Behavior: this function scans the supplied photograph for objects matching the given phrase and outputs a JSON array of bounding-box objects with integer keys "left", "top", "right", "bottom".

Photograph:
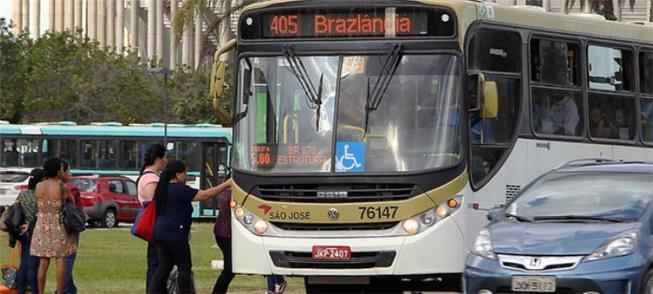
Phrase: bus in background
[
  {"left": 210, "top": 0, "right": 653, "bottom": 291},
  {"left": 0, "top": 122, "right": 231, "bottom": 218}
]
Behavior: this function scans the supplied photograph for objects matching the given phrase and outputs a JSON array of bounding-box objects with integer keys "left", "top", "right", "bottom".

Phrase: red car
[{"left": 70, "top": 176, "right": 142, "bottom": 228}]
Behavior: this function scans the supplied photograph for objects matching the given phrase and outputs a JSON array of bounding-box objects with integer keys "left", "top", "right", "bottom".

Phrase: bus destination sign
[
  {"left": 240, "top": 7, "right": 455, "bottom": 39},
  {"left": 250, "top": 144, "right": 328, "bottom": 169}
]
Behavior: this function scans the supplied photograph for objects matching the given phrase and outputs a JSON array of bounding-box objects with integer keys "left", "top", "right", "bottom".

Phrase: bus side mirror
[
  {"left": 210, "top": 39, "right": 237, "bottom": 108},
  {"left": 479, "top": 74, "right": 498, "bottom": 119}
]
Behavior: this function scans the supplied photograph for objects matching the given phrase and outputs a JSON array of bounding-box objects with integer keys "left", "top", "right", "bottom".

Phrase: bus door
[{"left": 199, "top": 142, "right": 229, "bottom": 217}]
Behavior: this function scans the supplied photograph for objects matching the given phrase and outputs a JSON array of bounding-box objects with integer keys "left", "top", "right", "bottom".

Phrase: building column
[
  {"left": 182, "top": 25, "right": 191, "bottom": 67},
  {"left": 98, "top": 0, "right": 106, "bottom": 46},
  {"left": 648, "top": 0, "right": 652, "bottom": 21},
  {"left": 31, "top": 0, "right": 40, "bottom": 38},
  {"left": 194, "top": 8, "right": 202, "bottom": 69},
  {"left": 13, "top": 0, "right": 22, "bottom": 35},
  {"left": 155, "top": 0, "right": 164, "bottom": 61},
  {"left": 55, "top": 0, "right": 64, "bottom": 31},
  {"left": 542, "top": 0, "right": 550, "bottom": 11},
  {"left": 48, "top": 0, "right": 55, "bottom": 32},
  {"left": 170, "top": 0, "right": 178, "bottom": 70},
  {"left": 74, "top": 0, "right": 83, "bottom": 30},
  {"left": 612, "top": 0, "right": 621, "bottom": 20},
  {"left": 21, "top": 0, "right": 29, "bottom": 33},
  {"left": 107, "top": 0, "right": 115, "bottom": 48},
  {"left": 64, "top": 0, "right": 73, "bottom": 30},
  {"left": 147, "top": 0, "right": 156, "bottom": 60},
  {"left": 88, "top": 0, "right": 97, "bottom": 40},
  {"left": 130, "top": 0, "right": 139, "bottom": 49},
  {"left": 116, "top": 0, "right": 124, "bottom": 52}
]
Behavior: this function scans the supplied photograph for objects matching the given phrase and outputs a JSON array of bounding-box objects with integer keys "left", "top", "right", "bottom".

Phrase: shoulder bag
[
  {"left": 131, "top": 200, "right": 157, "bottom": 243},
  {"left": 59, "top": 184, "right": 87, "bottom": 234}
]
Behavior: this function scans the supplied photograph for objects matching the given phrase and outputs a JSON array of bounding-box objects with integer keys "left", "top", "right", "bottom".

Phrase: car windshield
[
  {"left": 233, "top": 54, "right": 462, "bottom": 173},
  {"left": 508, "top": 172, "right": 653, "bottom": 221},
  {"left": 0, "top": 171, "right": 29, "bottom": 183},
  {"left": 71, "top": 179, "right": 97, "bottom": 193}
]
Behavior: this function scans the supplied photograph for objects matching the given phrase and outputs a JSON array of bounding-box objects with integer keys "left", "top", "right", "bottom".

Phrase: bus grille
[
  {"left": 255, "top": 183, "right": 417, "bottom": 203},
  {"left": 272, "top": 222, "right": 399, "bottom": 231},
  {"left": 270, "top": 251, "right": 396, "bottom": 269}
]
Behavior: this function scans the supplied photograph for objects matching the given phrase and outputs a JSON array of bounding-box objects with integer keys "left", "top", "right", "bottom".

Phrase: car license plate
[
  {"left": 312, "top": 246, "right": 351, "bottom": 260},
  {"left": 511, "top": 276, "right": 556, "bottom": 292}
]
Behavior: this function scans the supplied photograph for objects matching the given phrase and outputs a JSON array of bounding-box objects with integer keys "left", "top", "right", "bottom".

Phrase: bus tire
[{"left": 101, "top": 208, "right": 117, "bottom": 228}]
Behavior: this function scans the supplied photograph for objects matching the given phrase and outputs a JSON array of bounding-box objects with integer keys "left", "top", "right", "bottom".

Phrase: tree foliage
[{"left": 0, "top": 18, "right": 223, "bottom": 125}]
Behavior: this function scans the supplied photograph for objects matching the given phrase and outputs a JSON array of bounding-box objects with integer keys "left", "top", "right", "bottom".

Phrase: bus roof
[
  {"left": 241, "top": 0, "right": 653, "bottom": 44},
  {"left": 0, "top": 124, "right": 232, "bottom": 142}
]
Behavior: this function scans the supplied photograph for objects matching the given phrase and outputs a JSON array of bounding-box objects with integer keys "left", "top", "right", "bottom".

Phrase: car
[
  {"left": 0, "top": 167, "right": 32, "bottom": 212},
  {"left": 464, "top": 159, "right": 653, "bottom": 294},
  {"left": 70, "top": 175, "right": 142, "bottom": 228}
]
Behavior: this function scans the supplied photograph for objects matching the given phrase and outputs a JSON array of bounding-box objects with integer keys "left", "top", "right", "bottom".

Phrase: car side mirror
[{"left": 486, "top": 207, "right": 502, "bottom": 222}]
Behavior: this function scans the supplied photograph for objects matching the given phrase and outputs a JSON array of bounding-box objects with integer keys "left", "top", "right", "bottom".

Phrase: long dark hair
[
  {"left": 43, "top": 157, "right": 62, "bottom": 179},
  {"left": 28, "top": 168, "right": 45, "bottom": 191},
  {"left": 137, "top": 144, "right": 166, "bottom": 185},
  {"left": 153, "top": 160, "right": 187, "bottom": 217}
]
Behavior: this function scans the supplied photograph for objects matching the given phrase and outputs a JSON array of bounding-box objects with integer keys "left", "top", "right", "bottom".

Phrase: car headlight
[
  {"left": 471, "top": 228, "right": 496, "bottom": 260},
  {"left": 585, "top": 230, "right": 638, "bottom": 262}
]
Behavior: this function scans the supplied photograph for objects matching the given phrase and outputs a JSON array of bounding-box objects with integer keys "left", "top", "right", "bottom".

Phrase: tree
[{"left": 0, "top": 18, "right": 32, "bottom": 123}]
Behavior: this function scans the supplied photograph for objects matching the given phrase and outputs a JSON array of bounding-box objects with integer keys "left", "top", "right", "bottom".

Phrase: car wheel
[
  {"left": 101, "top": 209, "right": 117, "bottom": 228},
  {"left": 644, "top": 269, "right": 653, "bottom": 294}
]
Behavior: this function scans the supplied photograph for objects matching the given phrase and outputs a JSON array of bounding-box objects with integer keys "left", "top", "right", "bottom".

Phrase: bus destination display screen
[
  {"left": 240, "top": 7, "right": 455, "bottom": 39},
  {"left": 250, "top": 144, "right": 328, "bottom": 170}
]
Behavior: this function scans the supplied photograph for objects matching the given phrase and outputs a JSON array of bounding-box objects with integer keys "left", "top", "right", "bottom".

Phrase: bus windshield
[{"left": 234, "top": 54, "right": 462, "bottom": 173}]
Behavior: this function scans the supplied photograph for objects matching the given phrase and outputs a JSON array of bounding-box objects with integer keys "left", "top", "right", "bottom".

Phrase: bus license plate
[
  {"left": 511, "top": 276, "right": 556, "bottom": 292},
  {"left": 312, "top": 246, "right": 351, "bottom": 260}
]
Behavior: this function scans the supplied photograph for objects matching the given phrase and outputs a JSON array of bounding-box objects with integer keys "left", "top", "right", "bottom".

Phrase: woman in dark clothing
[
  {"left": 211, "top": 188, "right": 233, "bottom": 294},
  {"left": 15, "top": 168, "right": 44, "bottom": 294},
  {"left": 148, "top": 160, "right": 231, "bottom": 294}
]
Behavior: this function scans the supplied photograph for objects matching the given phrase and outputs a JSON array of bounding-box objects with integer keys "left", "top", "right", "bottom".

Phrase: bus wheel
[{"left": 101, "top": 209, "right": 117, "bottom": 228}]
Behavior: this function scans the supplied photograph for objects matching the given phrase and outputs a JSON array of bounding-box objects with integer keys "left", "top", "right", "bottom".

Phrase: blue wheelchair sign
[{"left": 335, "top": 141, "right": 365, "bottom": 172}]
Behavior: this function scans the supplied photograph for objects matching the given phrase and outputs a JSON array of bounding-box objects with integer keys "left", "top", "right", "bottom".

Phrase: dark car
[
  {"left": 464, "top": 160, "right": 653, "bottom": 294},
  {"left": 71, "top": 176, "right": 141, "bottom": 228}
]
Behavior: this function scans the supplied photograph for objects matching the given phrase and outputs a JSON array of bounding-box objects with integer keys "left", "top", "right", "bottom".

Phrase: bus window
[
  {"left": 530, "top": 38, "right": 579, "bottom": 86},
  {"left": 1, "top": 139, "right": 19, "bottom": 166},
  {"left": 641, "top": 52, "right": 653, "bottom": 95},
  {"left": 588, "top": 46, "right": 633, "bottom": 92},
  {"left": 177, "top": 142, "right": 199, "bottom": 172},
  {"left": 41, "top": 139, "right": 59, "bottom": 162},
  {"left": 589, "top": 94, "right": 636, "bottom": 140},
  {"left": 81, "top": 140, "right": 96, "bottom": 168},
  {"left": 60, "top": 139, "right": 77, "bottom": 167},
  {"left": 119, "top": 141, "right": 139, "bottom": 169},
  {"left": 468, "top": 29, "right": 521, "bottom": 73},
  {"left": 531, "top": 88, "right": 583, "bottom": 136},
  {"left": 98, "top": 141, "right": 117, "bottom": 168},
  {"left": 17, "top": 139, "right": 40, "bottom": 167},
  {"left": 642, "top": 98, "right": 653, "bottom": 143}
]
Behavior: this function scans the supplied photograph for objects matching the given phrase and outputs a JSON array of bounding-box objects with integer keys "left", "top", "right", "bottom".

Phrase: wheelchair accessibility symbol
[{"left": 335, "top": 142, "right": 365, "bottom": 172}]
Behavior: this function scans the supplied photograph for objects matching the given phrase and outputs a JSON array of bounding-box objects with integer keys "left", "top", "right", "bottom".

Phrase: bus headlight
[
  {"left": 404, "top": 195, "right": 462, "bottom": 235},
  {"left": 242, "top": 214, "right": 254, "bottom": 225},
  {"left": 402, "top": 218, "right": 419, "bottom": 234},
  {"left": 234, "top": 207, "right": 245, "bottom": 218},
  {"left": 254, "top": 219, "right": 269, "bottom": 234}
]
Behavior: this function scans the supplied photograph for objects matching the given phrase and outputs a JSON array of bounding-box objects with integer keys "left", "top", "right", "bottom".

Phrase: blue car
[{"left": 464, "top": 160, "right": 653, "bottom": 294}]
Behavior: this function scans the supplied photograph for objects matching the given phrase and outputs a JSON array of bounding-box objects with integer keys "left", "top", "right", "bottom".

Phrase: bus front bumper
[{"left": 231, "top": 216, "right": 465, "bottom": 276}]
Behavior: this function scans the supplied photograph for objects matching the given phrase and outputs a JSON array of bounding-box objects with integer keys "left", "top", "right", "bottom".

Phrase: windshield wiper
[
  {"left": 504, "top": 213, "right": 533, "bottom": 223},
  {"left": 364, "top": 43, "right": 403, "bottom": 134},
  {"left": 283, "top": 45, "right": 323, "bottom": 131},
  {"left": 532, "top": 215, "right": 626, "bottom": 223}
]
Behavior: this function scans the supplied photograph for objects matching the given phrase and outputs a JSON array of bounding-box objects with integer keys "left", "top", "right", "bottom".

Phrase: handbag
[
  {"left": 59, "top": 184, "right": 87, "bottom": 234},
  {"left": 0, "top": 203, "right": 23, "bottom": 235},
  {"left": 131, "top": 200, "right": 157, "bottom": 243},
  {"left": 0, "top": 244, "right": 19, "bottom": 294}
]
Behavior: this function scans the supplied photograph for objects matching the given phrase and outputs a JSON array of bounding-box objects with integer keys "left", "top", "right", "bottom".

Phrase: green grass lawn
[{"left": 1, "top": 223, "right": 304, "bottom": 293}]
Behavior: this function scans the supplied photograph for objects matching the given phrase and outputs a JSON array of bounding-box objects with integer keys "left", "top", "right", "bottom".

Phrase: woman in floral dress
[{"left": 30, "top": 158, "right": 76, "bottom": 294}]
